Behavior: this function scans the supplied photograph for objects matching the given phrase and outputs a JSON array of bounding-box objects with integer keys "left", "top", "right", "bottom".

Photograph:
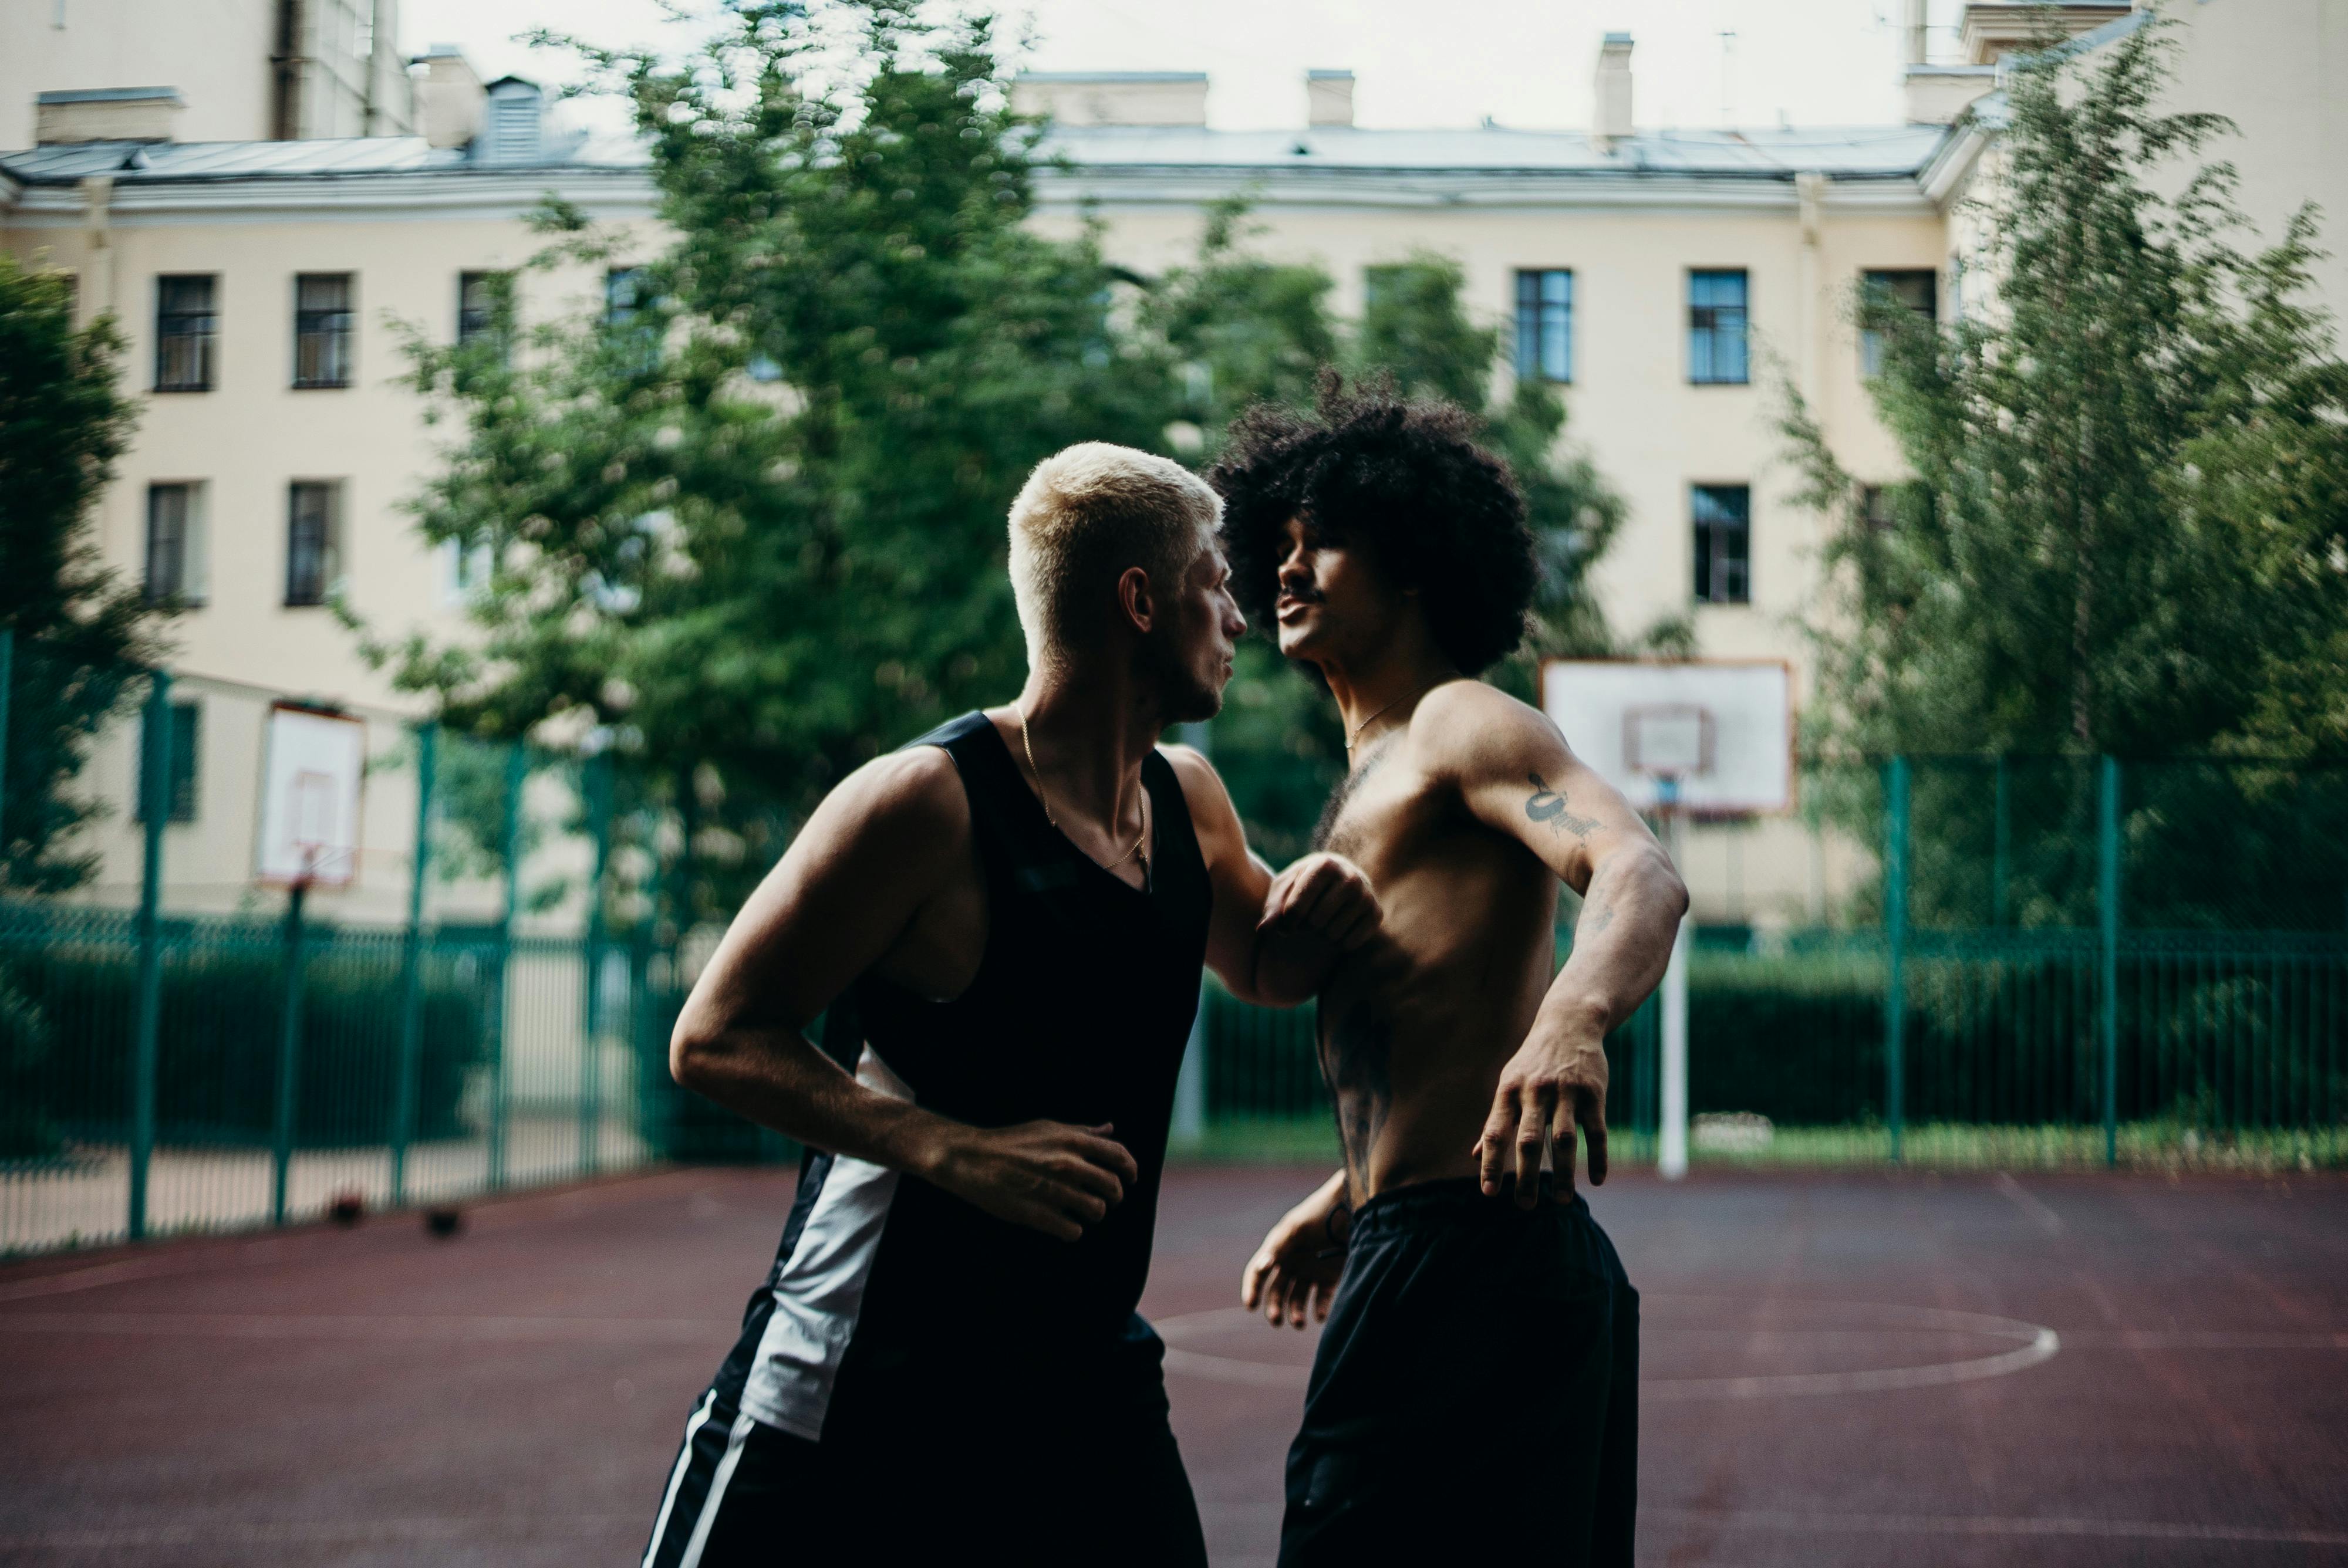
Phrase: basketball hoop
[{"left": 257, "top": 704, "right": 366, "bottom": 891}]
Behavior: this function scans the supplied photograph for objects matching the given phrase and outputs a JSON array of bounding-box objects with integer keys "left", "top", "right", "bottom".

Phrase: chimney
[
  {"left": 35, "top": 87, "right": 184, "bottom": 145},
  {"left": 1593, "top": 33, "right": 1633, "bottom": 151},
  {"left": 415, "top": 43, "right": 484, "bottom": 150},
  {"left": 1306, "top": 70, "right": 1354, "bottom": 128},
  {"left": 1010, "top": 72, "right": 1209, "bottom": 128}
]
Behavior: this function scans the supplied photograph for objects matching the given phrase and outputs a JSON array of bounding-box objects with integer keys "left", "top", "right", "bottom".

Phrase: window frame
[
  {"left": 154, "top": 274, "right": 218, "bottom": 393},
  {"left": 292, "top": 272, "right": 355, "bottom": 389},
  {"left": 285, "top": 480, "right": 343, "bottom": 607},
  {"left": 1692, "top": 483, "right": 1753, "bottom": 605},
  {"left": 457, "top": 269, "right": 510, "bottom": 355},
  {"left": 134, "top": 698, "right": 203, "bottom": 825},
  {"left": 1513, "top": 268, "right": 1574, "bottom": 385},
  {"left": 143, "top": 482, "right": 208, "bottom": 606},
  {"left": 1859, "top": 268, "right": 1937, "bottom": 379},
  {"left": 1688, "top": 269, "right": 1751, "bottom": 386}
]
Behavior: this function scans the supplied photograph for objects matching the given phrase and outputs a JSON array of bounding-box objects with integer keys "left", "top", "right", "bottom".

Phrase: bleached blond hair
[{"left": 1007, "top": 442, "right": 1222, "bottom": 670}]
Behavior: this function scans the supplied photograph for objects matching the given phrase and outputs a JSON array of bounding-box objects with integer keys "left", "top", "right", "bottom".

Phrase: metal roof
[
  {"left": 2, "top": 120, "right": 1951, "bottom": 192},
  {"left": 0, "top": 131, "right": 647, "bottom": 187},
  {"left": 1036, "top": 123, "right": 1950, "bottom": 180}
]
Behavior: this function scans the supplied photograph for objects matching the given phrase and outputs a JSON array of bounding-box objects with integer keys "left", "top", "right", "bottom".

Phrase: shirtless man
[
  {"left": 643, "top": 443, "right": 1378, "bottom": 1568},
  {"left": 1206, "top": 383, "right": 1688, "bottom": 1566}
]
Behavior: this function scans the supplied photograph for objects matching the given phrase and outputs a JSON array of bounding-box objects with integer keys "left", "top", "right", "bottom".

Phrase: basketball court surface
[{"left": 3, "top": 1163, "right": 2344, "bottom": 1566}]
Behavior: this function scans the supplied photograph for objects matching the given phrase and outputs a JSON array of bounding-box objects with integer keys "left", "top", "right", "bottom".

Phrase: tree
[
  {"left": 373, "top": 1, "right": 1631, "bottom": 893},
  {"left": 0, "top": 255, "right": 171, "bottom": 893},
  {"left": 1780, "top": 13, "right": 2348, "bottom": 927}
]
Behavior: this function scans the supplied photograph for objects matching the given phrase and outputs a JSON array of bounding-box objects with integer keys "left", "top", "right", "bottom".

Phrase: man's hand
[
  {"left": 925, "top": 1121, "right": 1140, "bottom": 1242},
  {"left": 1473, "top": 1030, "right": 1610, "bottom": 1207},
  {"left": 1240, "top": 1172, "right": 1350, "bottom": 1329},
  {"left": 1257, "top": 853, "right": 1382, "bottom": 951}
]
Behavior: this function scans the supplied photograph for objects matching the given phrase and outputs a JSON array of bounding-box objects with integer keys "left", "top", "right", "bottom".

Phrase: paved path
[{"left": 2, "top": 1165, "right": 2344, "bottom": 1565}]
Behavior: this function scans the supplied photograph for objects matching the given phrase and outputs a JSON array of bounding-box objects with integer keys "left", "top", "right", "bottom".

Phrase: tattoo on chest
[
  {"left": 1319, "top": 1005, "right": 1393, "bottom": 1189},
  {"left": 1525, "top": 772, "right": 1601, "bottom": 839}
]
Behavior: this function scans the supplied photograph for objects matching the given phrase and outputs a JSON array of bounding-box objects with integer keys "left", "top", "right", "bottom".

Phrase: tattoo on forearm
[
  {"left": 1525, "top": 772, "right": 1601, "bottom": 839},
  {"left": 1580, "top": 903, "right": 1617, "bottom": 937}
]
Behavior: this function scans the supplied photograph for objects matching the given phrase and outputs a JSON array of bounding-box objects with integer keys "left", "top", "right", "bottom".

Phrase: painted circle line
[{"left": 1153, "top": 1296, "right": 2063, "bottom": 1398}]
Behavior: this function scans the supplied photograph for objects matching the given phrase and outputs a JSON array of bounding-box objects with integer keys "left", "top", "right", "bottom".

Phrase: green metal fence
[
  {"left": 1195, "top": 753, "right": 2348, "bottom": 1174},
  {"left": 5, "top": 634, "right": 2345, "bottom": 1258}
]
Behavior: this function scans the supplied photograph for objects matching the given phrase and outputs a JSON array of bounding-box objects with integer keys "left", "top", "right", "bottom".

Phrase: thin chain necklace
[
  {"left": 1346, "top": 690, "right": 1418, "bottom": 753},
  {"left": 1017, "top": 705, "right": 1149, "bottom": 874}
]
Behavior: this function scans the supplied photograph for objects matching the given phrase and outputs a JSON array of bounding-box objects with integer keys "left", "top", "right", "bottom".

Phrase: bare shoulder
[
  {"left": 799, "top": 744, "right": 969, "bottom": 864},
  {"left": 1158, "top": 742, "right": 1243, "bottom": 833},
  {"left": 1408, "top": 678, "right": 1568, "bottom": 784}
]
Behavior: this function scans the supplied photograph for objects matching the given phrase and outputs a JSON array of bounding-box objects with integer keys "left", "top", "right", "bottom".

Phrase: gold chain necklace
[{"left": 1017, "top": 705, "right": 1149, "bottom": 874}]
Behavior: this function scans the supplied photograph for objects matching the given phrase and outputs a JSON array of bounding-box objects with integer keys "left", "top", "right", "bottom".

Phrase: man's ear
[{"left": 1118, "top": 565, "right": 1156, "bottom": 634}]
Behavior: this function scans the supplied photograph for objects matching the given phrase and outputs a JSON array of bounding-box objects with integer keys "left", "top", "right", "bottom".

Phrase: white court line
[
  {"left": 1155, "top": 1300, "right": 2065, "bottom": 1399},
  {"left": 1994, "top": 1171, "right": 2068, "bottom": 1235},
  {"left": 1647, "top": 1507, "right": 2348, "bottom": 1547}
]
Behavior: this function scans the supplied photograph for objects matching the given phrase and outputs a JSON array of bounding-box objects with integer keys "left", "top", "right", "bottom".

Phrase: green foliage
[
  {"left": 1783, "top": 13, "right": 2348, "bottom": 766},
  {"left": 0, "top": 255, "right": 172, "bottom": 893},
  {"left": 371, "top": 1, "right": 1625, "bottom": 892}
]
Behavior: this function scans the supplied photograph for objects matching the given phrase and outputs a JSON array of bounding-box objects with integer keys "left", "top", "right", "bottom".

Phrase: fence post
[
  {"left": 271, "top": 882, "right": 308, "bottom": 1226},
  {"left": 390, "top": 721, "right": 436, "bottom": 1206},
  {"left": 2099, "top": 755, "right": 2121, "bottom": 1168},
  {"left": 128, "top": 670, "right": 173, "bottom": 1241},
  {"left": 487, "top": 739, "right": 524, "bottom": 1192},
  {"left": 0, "top": 625, "right": 14, "bottom": 854},
  {"left": 580, "top": 752, "right": 612, "bottom": 1176},
  {"left": 1884, "top": 756, "right": 1910, "bottom": 1166},
  {"left": 1992, "top": 754, "right": 2010, "bottom": 927}
]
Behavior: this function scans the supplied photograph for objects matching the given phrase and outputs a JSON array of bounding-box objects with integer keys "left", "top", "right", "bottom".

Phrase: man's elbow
[
  {"left": 668, "top": 1014, "right": 724, "bottom": 1093},
  {"left": 1638, "top": 844, "right": 1690, "bottom": 922}
]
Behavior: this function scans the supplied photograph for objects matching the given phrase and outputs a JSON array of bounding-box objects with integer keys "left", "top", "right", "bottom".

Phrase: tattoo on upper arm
[{"left": 1525, "top": 772, "right": 1601, "bottom": 839}]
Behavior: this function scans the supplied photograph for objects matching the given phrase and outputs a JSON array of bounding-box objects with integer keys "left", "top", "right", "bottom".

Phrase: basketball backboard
[
  {"left": 1541, "top": 660, "right": 1792, "bottom": 813},
  {"left": 255, "top": 703, "right": 366, "bottom": 887}
]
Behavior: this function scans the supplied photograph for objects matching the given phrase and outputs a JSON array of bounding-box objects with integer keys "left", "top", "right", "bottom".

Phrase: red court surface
[{"left": 3, "top": 1163, "right": 2346, "bottom": 1566}]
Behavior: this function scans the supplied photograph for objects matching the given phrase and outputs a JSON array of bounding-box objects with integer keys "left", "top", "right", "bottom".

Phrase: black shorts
[
  {"left": 1277, "top": 1177, "right": 1639, "bottom": 1567},
  {"left": 642, "top": 1350, "right": 1209, "bottom": 1568}
]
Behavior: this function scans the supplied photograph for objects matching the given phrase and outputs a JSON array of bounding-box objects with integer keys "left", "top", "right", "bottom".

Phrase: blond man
[{"left": 642, "top": 444, "right": 1380, "bottom": 1568}]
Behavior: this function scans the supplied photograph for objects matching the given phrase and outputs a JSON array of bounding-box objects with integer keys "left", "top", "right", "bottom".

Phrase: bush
[{"left": 1, "top": 925, "right": 485, "bottom": 1149}]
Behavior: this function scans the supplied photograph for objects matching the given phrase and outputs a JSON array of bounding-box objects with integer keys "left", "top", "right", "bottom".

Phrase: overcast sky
[{"left": 402, "top": 0, "right": 1977, "bottom": 136}]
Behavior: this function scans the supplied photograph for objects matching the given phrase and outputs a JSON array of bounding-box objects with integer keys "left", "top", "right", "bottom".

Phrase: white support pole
[
  {"left": 1658, "top": 787, "right": 1690, "bottom": 1180},
  {"left": 1659, "top": 914, "right": 1690, "bottom": 1180}
]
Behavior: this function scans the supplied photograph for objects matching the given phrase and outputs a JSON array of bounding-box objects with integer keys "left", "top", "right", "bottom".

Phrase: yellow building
[{"left": 3, "top": 1, "right": 2340, "bottom": 924}]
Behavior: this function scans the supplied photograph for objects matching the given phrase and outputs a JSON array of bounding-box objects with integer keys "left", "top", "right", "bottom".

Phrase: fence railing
[
  {"left": 1197, "top": 753, "right": 2348, "bottom": 1175},
  {"left": 6, "top": 636, "right": 2346, "bottom": 1257}
]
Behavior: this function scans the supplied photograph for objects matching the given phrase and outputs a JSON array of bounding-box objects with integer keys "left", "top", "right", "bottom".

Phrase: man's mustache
[{"left": 1277, "top": 582, "right": 1324, "bottom": 603}]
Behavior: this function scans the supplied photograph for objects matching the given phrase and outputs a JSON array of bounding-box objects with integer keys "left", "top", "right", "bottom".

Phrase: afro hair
[{"left": 1205, "top": 372, "right": 1536, "bottom": 675}]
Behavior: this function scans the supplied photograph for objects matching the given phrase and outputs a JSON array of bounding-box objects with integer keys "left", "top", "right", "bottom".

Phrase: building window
[
  {"left": 135, "top": 699, "right": 203, "bottom": 824},
  {"left": 286, "top": 481, "right": 343, "bottom": 607},
  {"left": 457, "top": 269, "right": 509, "bottom": 353},
  {"left": 293, "top": 273, "right": 354, "bottom": 388},
  {"left": 1860, "top": 484, "right": 1892, "bottom": 532},
  {"left": 1860, "top": 269, "right": 1937, "bottom": 377},
  {"left": 605, "top": 266, "right": 649, "bottom": 327},
  {"left": 1688, "top": 270, "right": 1749, "bottom": 385},
  {"left": 1514, "top": 269, "right": 1573, "bottom": 384},
  {"left": 144, "top": 482, "right": 208, "bottom": 605},
  {"left": 155, "top": 275, "right": 217, "bottom": 392},
  {"left": 1693, "top": 484, "right": 1751, "bottom": 604}
]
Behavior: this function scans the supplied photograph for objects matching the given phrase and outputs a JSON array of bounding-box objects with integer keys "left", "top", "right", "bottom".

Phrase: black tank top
[{"left": 844, "top": 711, "right": 1210, "bottom": 1352}]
